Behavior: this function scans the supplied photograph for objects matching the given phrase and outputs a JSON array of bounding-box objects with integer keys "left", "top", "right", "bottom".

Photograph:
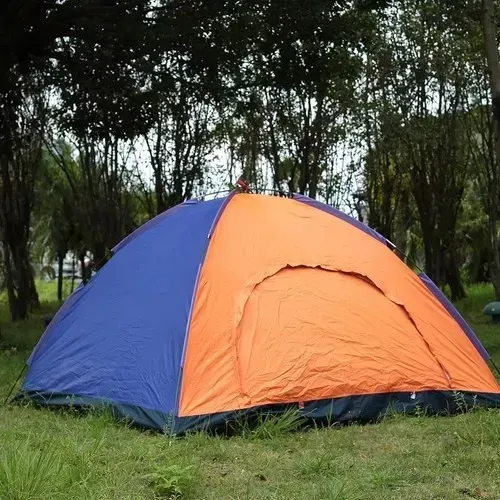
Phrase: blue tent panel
[{"left": 22, "top": 197, "right": 226, "bottom": 418}]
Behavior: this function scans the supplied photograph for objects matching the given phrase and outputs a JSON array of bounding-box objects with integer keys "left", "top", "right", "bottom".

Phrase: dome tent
[{"left": 17, "top": 191, "right": 500, "bottom": 433}]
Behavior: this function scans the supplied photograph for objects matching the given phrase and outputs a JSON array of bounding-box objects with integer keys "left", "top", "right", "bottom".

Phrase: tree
[
  {"left": 210, "top": 1, "right": 384, "bottom": 199},
  {"left": 0, "top": 0, "right": 160, "bottom": 318},
  {"left": 361, "top": 47, "right": 411, "bottom": 245},
  {"left": 480, "top": 0, "right": 500, "bottom": 297},
  {"left": 138, "top": 54, "right": 220, "bottom": 214},
  {"left": 361, "top": 1, "right": 472, "bottom": 298},
  {"left": 32, "top": 146, "right": 87, "bottom": 301},
  {"left": 0, "top": 70, "right": 46, "bottom": 320}
]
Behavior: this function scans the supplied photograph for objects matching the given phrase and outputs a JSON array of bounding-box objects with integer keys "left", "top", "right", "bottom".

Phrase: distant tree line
[{"left": 0, "top": 0, "right": 499, "bottom": 320}]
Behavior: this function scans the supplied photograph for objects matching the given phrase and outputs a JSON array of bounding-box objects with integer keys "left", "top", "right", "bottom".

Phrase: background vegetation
[{"left": 0, "top": 0, "right": 499, "bottom": 321}]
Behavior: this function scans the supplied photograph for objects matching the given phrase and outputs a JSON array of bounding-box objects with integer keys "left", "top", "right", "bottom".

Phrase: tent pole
[{"left": 3, "top": 364, "right": 26, "bottom": 405}]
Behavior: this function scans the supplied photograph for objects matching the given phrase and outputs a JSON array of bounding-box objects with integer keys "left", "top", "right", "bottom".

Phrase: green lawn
[{"left": 1, "top": 283, "right": 500, "bottom": 499}]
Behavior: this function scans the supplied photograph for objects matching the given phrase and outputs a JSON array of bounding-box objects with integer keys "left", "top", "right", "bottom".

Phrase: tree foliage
[{"left": 1, "top": 0, "right": 500, "bottom": 319}]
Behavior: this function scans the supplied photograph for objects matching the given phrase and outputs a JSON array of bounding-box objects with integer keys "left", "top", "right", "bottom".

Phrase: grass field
[{"left": 1, "top": 283, "right": 500, "bottom": 499}]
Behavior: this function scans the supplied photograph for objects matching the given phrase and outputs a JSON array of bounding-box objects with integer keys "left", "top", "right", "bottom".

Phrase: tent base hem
[
  {"left": 14, "top": 389, "right": 500, "bottom": 434},
  {"left": 175, "top": 389, "right": 500, "bottom": 434},
  {"left": 13, "top": 391, "right": 171, "bottom": 431}
]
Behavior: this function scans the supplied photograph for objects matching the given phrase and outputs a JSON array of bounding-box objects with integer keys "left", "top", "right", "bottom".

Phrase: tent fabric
[
  {"left": 172, "top": 390, "right": 500, "bottom": 434},
  {"left": 178, "top": 194, "right": 499, "bottom": 417},
  {"left": 22, "top": 197, "right": 226, "bottom": 419},
  {"left": 293, "top": 193, "right": 387, "bottom": 244},
  {"left": 419, "top": 272, "right": 490, "bottom": 361},
  {"left": 18, "top": 192, "right": 500, "bottom": 433}
]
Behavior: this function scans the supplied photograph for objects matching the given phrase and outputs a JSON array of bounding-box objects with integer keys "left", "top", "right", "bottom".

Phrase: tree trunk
[
  {"left": 29, "top": 270, "right": 39, "bottom": 311},
  {"left": 489, "top": 212, "right": 500, "bottom": 299},
  {"left": 1, "top": 234, "right": 34, "bottom": 322},
  {"left": 444, "top": 247, "right": 466, "bottom": 300},
  {"left": 154, "top": 167, "right": 167, "bottom": 215},
  {"left": 482, "top": 0, "right": 500, "bottom": 299},
  {"left": 3, "top": 235, "right": 39, "bottom": 321},
  {"left": 71, "top": 254, "right": 76, "bottom": 293},
  {"left": 57, "top": 252, "right": 64, "bottom": 301},
  {"left": 423, "top": 242, "right": 437, "bottom": 283},
  {"left": 3, "top": 242, "right": 18, "bottom": 322},
  {"left": 393, "top": 189, "right": 411, "bottom": 261},
  {"left": 14, "top": 246, "right": 37, "bottom": 319},
  {"left": 79, "top": 252, "right": 87, "bottom": 283},
  {"left": 474, "top": 245, "right": 491, "bottom": 283},
  {"left": 492, "top": 267, "right": 500, "bottom": 300},
  {"left": 92, "top": 242, "right": 107, "bottom": 270},
  {"left": 420, "top": 216, "right": 444, "bottom": 285}
]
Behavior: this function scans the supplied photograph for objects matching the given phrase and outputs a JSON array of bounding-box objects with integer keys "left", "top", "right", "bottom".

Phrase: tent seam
[{"left": 173, "top": 192, "right": 237, "bottom": 425}]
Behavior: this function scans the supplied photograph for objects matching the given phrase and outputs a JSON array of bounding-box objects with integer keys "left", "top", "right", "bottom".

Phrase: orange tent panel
[{"left": 179, "top": 194, "right": 499, "bottom": 417}]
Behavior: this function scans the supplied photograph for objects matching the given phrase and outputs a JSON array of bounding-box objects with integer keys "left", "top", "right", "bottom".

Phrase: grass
[{"left": 1, "top": 283, "right": 500, "bottom": 499}]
